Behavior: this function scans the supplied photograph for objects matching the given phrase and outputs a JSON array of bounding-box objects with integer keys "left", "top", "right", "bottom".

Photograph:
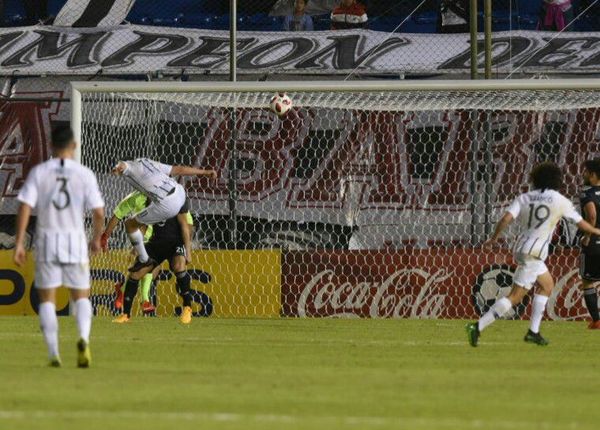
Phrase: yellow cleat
[
  {"left": 180, "top": 306, "right": 192, "bottom": 324},
  {"left": 77, "top": 339, "right": 91, "bottom": 368},
  {"left": 49, "top": 356, "right": 62, "bottom": 368},
  {"left": 112, "top": 314, "right": 130, "bottom": 324}
]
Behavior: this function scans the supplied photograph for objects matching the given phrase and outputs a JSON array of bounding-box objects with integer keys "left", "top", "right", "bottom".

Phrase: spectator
[
  {"left": 22, "top": 0, "right": 50, "bottom": 25},
  {"left": 538, "top": 0, "right": 574, "bottom": 31},
  {"left": 331, "top": 0, "right": 368, "bottom": 30},
  {"left": 283, "top": 0, "right": 314, "bottom": 31}
]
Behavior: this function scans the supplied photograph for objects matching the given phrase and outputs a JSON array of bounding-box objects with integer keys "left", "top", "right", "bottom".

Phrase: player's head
[
  {"left": 51, "top": 126, "right": 76, "bottom": 152},
  {"left": 583, "top": 158, "right": 600, "bottom": 186},
  {"left": 529, "top": 161, "right": 562, "bottom": 191}
]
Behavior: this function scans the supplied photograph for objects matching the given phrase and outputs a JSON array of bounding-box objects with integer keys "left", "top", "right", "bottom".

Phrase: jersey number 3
[
  {"left": 53, "top": 177, "right": 71, "bottom": 210},
  {"left": 527, "top": 203, "right": 550, "bottom": 228}
]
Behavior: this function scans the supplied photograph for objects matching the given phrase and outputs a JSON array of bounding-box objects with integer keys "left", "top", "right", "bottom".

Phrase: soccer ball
[{"left": 269, "top": 93, "right": 293, "bottom": 117}]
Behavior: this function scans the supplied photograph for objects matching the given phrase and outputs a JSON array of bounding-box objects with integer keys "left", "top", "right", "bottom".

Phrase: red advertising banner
[{"left": 281, "top": 248, "right": 588, "bottom": 320}]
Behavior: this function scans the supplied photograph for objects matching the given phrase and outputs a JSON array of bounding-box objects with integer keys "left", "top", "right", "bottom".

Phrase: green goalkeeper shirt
[{"left": 113, "top": 191, "right": 193, "bottom": 242}]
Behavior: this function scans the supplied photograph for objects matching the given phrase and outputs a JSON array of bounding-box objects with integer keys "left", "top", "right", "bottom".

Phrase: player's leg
[
  {"left": 126, "top": 201, "right": 181, "bottom": 272},
  {"left": 114, "top": 242, "right": 163, "bottom": 322},
  {"left": 35, "top": 263, "right": 61, "bottom": 366},
  {"left": 37, "top": 287, "right": 61, "bottom": 367},
  {"left": 579, "top": 253, "right": 600, "bottom": 328},
  {"left": 141, "top": 267, "right": 159, "bottom": 315},
  {"left": 467, "top": 257, "right": 536, "bottom": 346},
  {"left": 523, "top": 270, "right": 553, "bottom": 346},
  {"left": 171, "top": 253, "right": 192, "bottom": 324},
  {"left": 64, "top": 263, "right": 94, "bottom": 367},
  {"left": 124, "top": 217, "right": 152, "bottom": 269}
]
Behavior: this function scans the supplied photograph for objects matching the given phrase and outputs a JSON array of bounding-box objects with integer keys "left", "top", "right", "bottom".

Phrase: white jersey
[
  {"left": 122, "top": 158, "right": 178, "bottom": 203},
  {"left": 507, "top": 189, "right": 582, "bottom": 261},
  {"left": 17, "top": 158, "right": 104, "bottom": 263}
]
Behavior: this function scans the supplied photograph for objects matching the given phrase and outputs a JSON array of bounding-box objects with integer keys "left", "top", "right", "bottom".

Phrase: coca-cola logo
[
  {"left": 547, "top": 269, "right": 587, "bottom": 321},
  {"left": 297, "top": 268, "right": 452, "bottom": 319}
]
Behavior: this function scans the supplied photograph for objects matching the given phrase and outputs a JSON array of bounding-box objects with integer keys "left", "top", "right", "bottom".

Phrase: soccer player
[
  {"left": 579, "top": 158, "right": 600, "bottom": 329},
  {"left": 101, "top": 191, "right": 194, "bottom": 314},
  {"left": 466, "top": 162, "right": 600, "bottom": 347},
  {"left": 112, "top": 158, "right": 216, "bottom": 272},
  {"left": 112, "top": 199, "right": 195, "bottom": 324},
  {"left": 13, "top": 126, "right": 105, "bottom": 367}
]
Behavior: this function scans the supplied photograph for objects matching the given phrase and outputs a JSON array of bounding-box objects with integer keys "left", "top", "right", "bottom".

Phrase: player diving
[{"left": 111, "top": 158, "right": 216, "bottom": 272}]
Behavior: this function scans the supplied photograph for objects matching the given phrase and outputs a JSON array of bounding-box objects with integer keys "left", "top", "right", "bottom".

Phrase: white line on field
[{"left": 0, "top": 410, "right": 583, "bottom": 429}]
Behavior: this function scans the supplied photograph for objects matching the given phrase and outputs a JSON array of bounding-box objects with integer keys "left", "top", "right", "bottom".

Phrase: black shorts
[
  {"left": 580, "top": 252, "right": 600, "bottom": 282},
  {"left": 145, "top": 240, "right": 186, "bottom": 266}
]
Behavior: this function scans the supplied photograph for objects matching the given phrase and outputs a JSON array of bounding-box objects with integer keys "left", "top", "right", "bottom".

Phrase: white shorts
[
  {"left": 134, "top": 184, "right": 186, "bottom": 225},
  {"left": 35, "top": 261, "right": 90, "bottom": 290},
  {"left": 513, "top": 254, "right": 549, "bottom": 290}
]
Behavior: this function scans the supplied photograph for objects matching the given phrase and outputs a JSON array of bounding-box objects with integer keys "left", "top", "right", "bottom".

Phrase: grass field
[{"left": 0, "top": 317, "right": 598, "bottom": 430}]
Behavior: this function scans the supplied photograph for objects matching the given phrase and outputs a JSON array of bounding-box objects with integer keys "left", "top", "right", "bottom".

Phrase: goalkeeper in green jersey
[{"left": 101, "top": 191, "right": 194, "bottom": 315}]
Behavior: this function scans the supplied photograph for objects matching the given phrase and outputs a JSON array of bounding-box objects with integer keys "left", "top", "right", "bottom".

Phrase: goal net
[{"left": 72, "top": 81, "right": 600, "bottom": 320}]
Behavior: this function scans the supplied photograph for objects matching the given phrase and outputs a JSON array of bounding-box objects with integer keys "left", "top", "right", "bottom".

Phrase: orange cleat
[
  {"left": 142, "top": 301, "right": 155, "bottom": 314},
  {"left": 114, "top": 282, "right": 124, "bottom": 310},
  {"left": 180, "top": 306, "right": 192, "bottom": 324},
  {"left": 112, "top": 314, "right": 130, "bottom": 324},
  {"left": 588, "top": 320, "right": 600, "bottom": 330}
]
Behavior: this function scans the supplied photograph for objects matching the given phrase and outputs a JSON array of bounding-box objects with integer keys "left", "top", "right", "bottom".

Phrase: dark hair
[
  {"left": 584, "top": 158, "right": 600, "bottom": 178},
  {"left": 51, "top": 126, "right": 74, "bottom": 149},
  {"left": 529, "top": 161, "right": 562, "bottom": 191}
]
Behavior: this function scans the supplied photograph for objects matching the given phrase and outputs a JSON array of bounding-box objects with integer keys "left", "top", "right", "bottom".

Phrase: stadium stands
[{"left": 0, "top": 0, "right": 598, "bottom": 32}]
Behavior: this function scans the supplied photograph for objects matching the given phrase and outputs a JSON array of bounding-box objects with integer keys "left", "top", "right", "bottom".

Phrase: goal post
[{"left": 71, "top": 79, "right": 600, "bottom": 320}]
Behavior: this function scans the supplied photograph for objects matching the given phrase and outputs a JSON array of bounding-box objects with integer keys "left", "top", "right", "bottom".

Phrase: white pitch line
[{"left": 0, "top": 410, "right": 584, "bottom": 429}]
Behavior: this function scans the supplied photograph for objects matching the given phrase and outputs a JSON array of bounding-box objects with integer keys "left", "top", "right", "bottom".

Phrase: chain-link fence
[{"left": 1, "top": 1, "right": 599, "bottom": 32}]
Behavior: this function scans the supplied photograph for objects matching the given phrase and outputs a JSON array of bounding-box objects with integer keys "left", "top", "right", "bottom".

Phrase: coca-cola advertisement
[{"left": 281, "top": 248, "right": 589, "bottom": 320}]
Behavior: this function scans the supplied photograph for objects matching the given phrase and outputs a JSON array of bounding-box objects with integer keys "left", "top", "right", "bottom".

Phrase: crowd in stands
[{"left": 0, "top": 0, "right": 598, "bottom": 32}]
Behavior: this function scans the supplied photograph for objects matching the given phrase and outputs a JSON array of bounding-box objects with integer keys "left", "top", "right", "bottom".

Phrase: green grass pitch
[{"left": 1, "top": 317, "right": 599, "bottom": 430}]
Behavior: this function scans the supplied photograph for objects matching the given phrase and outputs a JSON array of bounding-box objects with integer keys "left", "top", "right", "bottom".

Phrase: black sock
[
  {"left": 176, "top": 272, "right": 192, "bottom": 307},
  {"left": 583, "top": 288, "right": 600, "bottom": 322},
  {"left": 123, "top": 278, "right": 140, "bottom": 317}
]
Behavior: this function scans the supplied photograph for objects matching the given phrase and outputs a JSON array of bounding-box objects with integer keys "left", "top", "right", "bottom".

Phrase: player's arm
[
  {"left": 576, "top": 219, "right": 600, "bottom": 238},
  {"left": 91, "top": 207, "right": 105, "bottom": 256},
  {"left": 101, "top": 215, "right": 120, "bottom": 250},
  {"left": 13, "top": 203, "right": 32, "bottom": 267},
  {"left": 485, "top": 212, "right": 514, "bottom": 245},
  {"left": 582, "top": 201, "right": 597, "bottom": 246},
  {"left": 86, "top": 172, "right": 106, "bottom": 256},
  {"left": 170, "top": 165, "right": 218, "bottom": 179},
  {"left": 177, "top": 213, "right": 192, "bottom": 263}
]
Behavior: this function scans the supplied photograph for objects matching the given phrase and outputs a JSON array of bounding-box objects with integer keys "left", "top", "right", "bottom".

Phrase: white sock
[
  {"left": 478, "top": 297, "right": 512, "bottom": 331},
  {"left": 128, "top": 229, "right": 149, "bottom": 262},
  {"left": 39, "top": 302, "right": 59, "bottom": 359},
  {"left": 529, "top": 294, "right": 549, "bottom": 334},
  {"left": 74, "top": 298, "right": 93, "bottom": 343}
]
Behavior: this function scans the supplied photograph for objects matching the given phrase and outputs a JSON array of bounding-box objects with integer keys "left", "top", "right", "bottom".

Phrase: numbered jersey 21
[
  {"left": 507, "top": 189, "right": 582, "bottom": 261},
  {"left": 17, "top": 158, "right": 104, "bottom": 264}
]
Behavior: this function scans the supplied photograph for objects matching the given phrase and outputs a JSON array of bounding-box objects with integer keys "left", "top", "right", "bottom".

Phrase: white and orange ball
[{"left": 269, "top": 93, "right": 293, "bottom": 117}]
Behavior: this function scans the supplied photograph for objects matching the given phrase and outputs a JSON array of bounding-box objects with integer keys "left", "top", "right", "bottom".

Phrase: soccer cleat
[
  {"left": 77, "top": 339, "right": 91, "bottom": 368},
  {"left": 112, "top": 314, "right": 130, "bottom": 324},
  {"left": 466, "top": 322, "right": 480, "bottom": 347},
  {"left": 114, "top": 281, "right": 124, "bottom": 310},
  {"left": 524, "top": 330, "right": 549, "bottom": 346},
  {"left": 142, "top": 301, "right": 155, "bottom": 315},
  {"left": 128, "top": 257, "right": 156, "bottom": 273},
  {"left": 49, "top": 356, "right": 62, "bottom": 368},
  {"left": 588, "top": 320, "right": 600, "bottom": 330},
  {"left": 180, "top": 306, "right": 193, "bottom": 324}
]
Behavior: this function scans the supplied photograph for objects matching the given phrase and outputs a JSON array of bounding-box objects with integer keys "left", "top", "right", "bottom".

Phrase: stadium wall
[{"left": 0, "top": 249, "right": 590, "bottom": 320}]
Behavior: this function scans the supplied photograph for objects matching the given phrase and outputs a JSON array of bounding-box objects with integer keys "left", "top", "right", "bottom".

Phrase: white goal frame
[{"left": 70, "top": 78, "right": 600, "bottom": 162}]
